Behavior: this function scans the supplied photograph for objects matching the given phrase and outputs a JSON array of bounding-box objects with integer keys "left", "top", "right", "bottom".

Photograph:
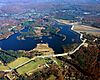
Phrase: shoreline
[
  {"left": 0, "top": 26, "right": 25, "bottom": 40},
  {"left": 56, "top": 19, "right": 100, "bottom": 37},
  {"left": 0, "top": 32, "right": 14, "bottom": 40},
  {"left": 56, "top": 19, "right": 84, "bottom": 41},
  {"left": 71, "top": 25, "right": 84, "bottom": 41}
]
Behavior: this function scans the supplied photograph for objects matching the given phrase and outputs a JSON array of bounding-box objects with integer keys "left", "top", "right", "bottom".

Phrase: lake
[{"left": 0, "top": 24, "right": 81, "bottom": 54}]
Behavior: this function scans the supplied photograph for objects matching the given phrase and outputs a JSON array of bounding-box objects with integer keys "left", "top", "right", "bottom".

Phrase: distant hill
[{"left": 0, "top": 0, "right": 99, "bottom": 14}]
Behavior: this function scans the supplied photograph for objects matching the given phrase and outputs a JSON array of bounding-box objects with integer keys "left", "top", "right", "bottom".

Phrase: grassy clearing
[
  {"left": 7, "top": 57, "right": 53, "bottom": 75},
  {"left": 8, "top": 57, "right": 30, "bottom": 68},
  {"left": 17, "top": 58, "right": 45, "bottom": 74},
  {"left": 0, "top": 64, "right": 9, "bottom": 70}
]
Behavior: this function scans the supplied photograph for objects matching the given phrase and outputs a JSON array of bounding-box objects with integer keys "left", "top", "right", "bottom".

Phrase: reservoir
[{"left": 0, "top": 24, "right": 81, "bottom": 54}]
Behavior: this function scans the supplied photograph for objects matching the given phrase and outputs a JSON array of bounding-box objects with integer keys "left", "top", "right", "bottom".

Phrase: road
[
  {"left": 37, "top": 39, "right": 87, "bottom": 58},
  {"left": 1, "top": 18, "right": 87, "bottom": 72},
  {"left": 13, "top": 39, "right": 87, "bottom": 70},
  {"left": 2, "top": 38, "right": 87, "bottom": 73}
]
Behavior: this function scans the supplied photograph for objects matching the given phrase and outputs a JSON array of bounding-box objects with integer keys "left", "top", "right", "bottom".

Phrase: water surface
[{"left": 0, "top": 24, "right": 81, "bottom": 53}]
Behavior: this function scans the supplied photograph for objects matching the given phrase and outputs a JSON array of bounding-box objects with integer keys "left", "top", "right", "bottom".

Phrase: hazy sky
[
  {"left": 0, "top": 0, "right": 99, "bottom": 2},
  {"left": 0, "top": 0, "right": 99, "bottom": 4}
]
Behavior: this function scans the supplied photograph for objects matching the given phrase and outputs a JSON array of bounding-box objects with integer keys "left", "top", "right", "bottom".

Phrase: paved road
[
  {"left": 37, "top": 39, "right": 87, "bottom": 58},
  {"left": 1, "top": 18, "right": 87, "bottom": 73},
  {"left": 14, "top": 39, "right": 87, "bottom": 70},
  {"left": 2, "top": 38, "right": 87, "bottom": 72}
]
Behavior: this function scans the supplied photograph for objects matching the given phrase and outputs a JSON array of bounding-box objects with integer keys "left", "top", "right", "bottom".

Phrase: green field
[
  {"left": 0, "top": 64, "right": 9, "bottom": 70},
  {"left": 7, "top": 57, "right": 46, "bottom": 74},
  {"left": 17, "top": 58, "right": 45, "bottom": 74},
  {"left": 1, "top": 56, "right": 59, "bottom": 75},
  {"left": 8, "top": 57, "right": 30, "bottom": 68}
]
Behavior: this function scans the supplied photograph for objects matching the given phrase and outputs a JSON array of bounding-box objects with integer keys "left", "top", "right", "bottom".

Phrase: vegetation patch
[
  {"left": 17, "top": 58, "right": 45, "bottom": 74},
  {"left": 0, "top": 64, "right": 9, "bottom": 70},
  {"left": 8, "top": 57, "right": 30, "bottom": 68}
]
